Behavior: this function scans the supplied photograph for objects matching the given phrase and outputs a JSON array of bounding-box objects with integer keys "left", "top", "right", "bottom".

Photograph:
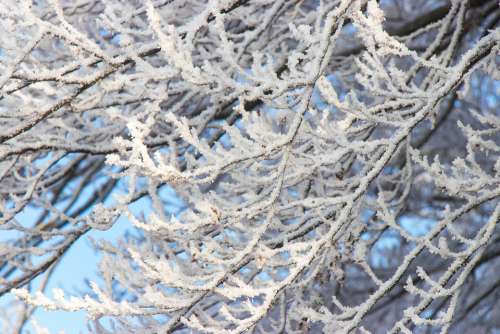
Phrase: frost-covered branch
[{"left": 1, "top": 0, "right": 499, "bottom": 332}]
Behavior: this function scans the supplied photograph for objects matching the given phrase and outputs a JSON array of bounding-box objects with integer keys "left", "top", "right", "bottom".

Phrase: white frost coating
[{"left": 0, "top": 0, "right": 499, "bottom": 333}]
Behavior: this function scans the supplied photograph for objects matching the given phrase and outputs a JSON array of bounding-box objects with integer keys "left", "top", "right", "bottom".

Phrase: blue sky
[{"left": 3, "top": 181, "right": 184, "bottom": 333}]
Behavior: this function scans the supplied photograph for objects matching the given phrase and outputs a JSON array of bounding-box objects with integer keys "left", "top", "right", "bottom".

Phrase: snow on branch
[{"left": 0, "top": 0, "right": 499, "bottom": 332}]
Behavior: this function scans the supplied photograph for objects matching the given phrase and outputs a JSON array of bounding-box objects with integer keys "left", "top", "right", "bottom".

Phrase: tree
[{"left": 0, "top": 0, "right": 499, "bottom": 332}]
